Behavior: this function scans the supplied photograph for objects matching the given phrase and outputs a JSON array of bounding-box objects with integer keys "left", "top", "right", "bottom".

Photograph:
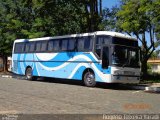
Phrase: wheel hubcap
[
  {"left": 86, "top": 73, "right": 94, "bottom": 84},
  {"left": 27, "top": 73, "right": 31, "bottom": 79},
  {"left": 26, "top": 69, "right": 32, "bottom": 79}
]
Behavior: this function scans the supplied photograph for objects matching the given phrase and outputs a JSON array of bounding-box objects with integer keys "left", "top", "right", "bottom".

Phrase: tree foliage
[
  {"left": 0, "top": 0, "right": 103, "bottom": 71},
  {"left": 102, "top": 7, "right": 120, "bottom": 31},
  {"left": 103, "top": 0, "right": 160, "bottom": 76}
]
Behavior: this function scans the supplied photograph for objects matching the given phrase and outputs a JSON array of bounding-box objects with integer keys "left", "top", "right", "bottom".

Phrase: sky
[{"left": 102, "top": 0, "right": 120, "bottom": 9}]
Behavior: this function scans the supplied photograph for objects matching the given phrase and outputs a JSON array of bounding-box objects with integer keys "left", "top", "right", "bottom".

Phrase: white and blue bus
[{"left": 12, "top": 31, "right": 140, "bottom": 87}]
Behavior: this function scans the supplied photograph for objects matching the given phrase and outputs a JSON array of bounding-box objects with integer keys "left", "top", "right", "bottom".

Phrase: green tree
[
  {"left": 102, "top": 7, "right": 120, "bottom": 31},
  {"left": 0, "top": 0, "right": 22, "bottom": 71},
  {"left": 117, "top": 0, "right": 160, "bottom": 76},
  {"left": 82, "top": 0, "right": 103, "bottom": 32},
  {"left": 0, "top": 0, "right": 103, "bottom": 71},
  {"left": 150, "top": 50, "right": 160, "bottom": 59},
  {"left": 0, "top": 0, "right": 88, "bottom": 71},
  {"left": 103, "top": 0, "right": 160, "bottom": 76}
]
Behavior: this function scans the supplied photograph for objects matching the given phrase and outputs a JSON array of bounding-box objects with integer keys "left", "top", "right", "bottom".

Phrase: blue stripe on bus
[{"left": 13, "top": 52, "right": 111, "bottom": 82}]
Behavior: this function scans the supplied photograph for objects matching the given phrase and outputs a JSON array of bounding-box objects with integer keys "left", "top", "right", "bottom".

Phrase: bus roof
[
  {"left": 95, "top": 31, "right": 137, "bottom": 40},
  {"left": 14, "top": 31, "right": 137, "bottom": 43}
]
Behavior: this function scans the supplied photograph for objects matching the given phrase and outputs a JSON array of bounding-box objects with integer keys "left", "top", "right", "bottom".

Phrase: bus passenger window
[
  {"left": 68, "top": 39, "right": 75, "bottom": 50},
  {"left": 14, "top": 43, "right": 25, "bottom": 53},
  {"left": 77, "top": 38, "right": 84, "bottom": 51},
  {"left": 29, "top": 42, "right": 35, "bottom": 52},
  {"left": 48, "top": 41, "right": 53, "bottom": 51},
  {"left": 14, "top": 44, "right": 18, "bottom": 53},
  {"left": 96, "top": 37, "right": 103, "bottom": 45},
  {"left": 103, "top": 36, "right": 111, "bottom": 44},
  {"left": 62, "top": 39, "right": 68, "bottom": 51},
  {"left": 84, "top": 36, "right": 92, "bottom": 50},
  {"left": 35, "top": 42, "right": 41, "bottom": 52},
  {"left": 53, "top": 40, "right": 59, "bottom": 51},
  {"left": 41, "top": 42, "right": 47, "bottom": 52},
  {"left": 25, "top": 43, "right": 30, "bottom": 53}
]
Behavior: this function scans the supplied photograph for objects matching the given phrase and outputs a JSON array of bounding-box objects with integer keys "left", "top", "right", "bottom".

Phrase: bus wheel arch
[
  {"left": 82, "top": 68, "right": 96, "bottom": 87},
  {"left": 25, "top": 66, "right": 36, "bottom": 80}
]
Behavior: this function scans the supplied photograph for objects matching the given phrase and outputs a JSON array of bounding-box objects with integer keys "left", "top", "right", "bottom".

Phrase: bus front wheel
[
  {"left": 83, "top": 71, "right": 96, "bottom": 87},
  {"left": 25, "top": 67, "right": 36, "bottom": 80}
]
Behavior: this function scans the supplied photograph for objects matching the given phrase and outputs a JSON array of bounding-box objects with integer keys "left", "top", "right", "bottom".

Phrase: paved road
[{"left": 0, "top": 77, "right": 159, "bottom": 115}]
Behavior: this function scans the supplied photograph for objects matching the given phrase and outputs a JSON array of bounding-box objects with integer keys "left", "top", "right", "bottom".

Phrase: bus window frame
[
  {"left": 29, "top": 42, "right": 36, "bottom": 52},
  {"left": 13, "top": 35, "right": 95, "bottom": 54},
  {"left": 76, "top": 36, "right": 94, "bottom": 52},
  {"left": 24, "top": 42, "right": 30, "bottom": 53},
  {"left": 14, "top": 42, "right": 25, "bottom": 53},
  {"left": 94, "top": 35, "right": 114, "bottom": 60},
  {"left": 40, "top": 41, "right": 48, "bottom": 52}
]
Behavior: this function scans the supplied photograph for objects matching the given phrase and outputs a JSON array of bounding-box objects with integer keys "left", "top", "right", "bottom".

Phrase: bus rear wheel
[
  {"left": 26, "top": 67, "right": 36, "bottom": 80},
  {"left": 83, "top": 71, "right": 96, "bottom": 87}
]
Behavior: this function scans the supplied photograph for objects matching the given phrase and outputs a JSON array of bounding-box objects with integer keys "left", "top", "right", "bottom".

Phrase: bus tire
[
  {"left": 83, "top": 71, "right": 96, "bottom": 87},
  {"left": 25, "top": 67, "right": 36, "bottom": 81}
]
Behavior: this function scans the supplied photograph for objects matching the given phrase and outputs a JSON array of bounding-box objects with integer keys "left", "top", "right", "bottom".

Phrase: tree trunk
[
  {"left": 90, "top": 0, "right": 94, "bottom": 32},
  {"left": 2, "top": 55, "right": 8, "bottom": 72},
  {"left": 85, "top": 1, "right": 91, "bottom": 32},
  {"left": 99, "top": 0, "right": 102, "bottom": 17},
  {"left": 140, "top": 33, "right": 148, "bottom": 79},
  {"left": 141, "top": 58, "right": 148, "bottom": 79}
]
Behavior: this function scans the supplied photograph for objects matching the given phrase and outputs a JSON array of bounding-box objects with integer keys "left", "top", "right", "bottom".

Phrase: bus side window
[
  {"left": 96, "top": 36, "right": 103, "bottom": 45},
  {"left": 84, "top": 36, "right": 92, "bottom": 50},
  {"left": 15, "top": 43, "right": 25, "bottom": 53},
  {"left": 20, "top": 43, "right": 25, "bottom": 53},
  {"left": 61, "top": 39, "right": 68, "bottom": 51},
  {"left": 77, "top": 37, "right": 84, "bottom": 51},
  {"left": 68, "top": 38, "right": 75, "bottom": 51},
  {"left": 35, "top": 42, "right": 41, "bottom": 52},
  {"left": 14, "top": 44, "right": 18, "bottom": 53},
  {"left": 41, "top": 41, "right": 47, "bottom": 52},
  {"left": 48, "top": 41, "right": 53, "bottom": 51},
  {"left": 95, "top": 36, "right": 103, "bottom": 58},
  {"left": 96, "top": 36, "right": 110, "bottom": 45},
  {"left": 103, "top": 36, "right": 111, "bottom": 44},
  {"left": 29, "top": 42, "right": 35, "bottom": 52},
  {"left": 24, "top": 42, "right": 30, "bottom": 53},
  {"left": 53, "top": 40, "right": 59, "bottom": 51}
]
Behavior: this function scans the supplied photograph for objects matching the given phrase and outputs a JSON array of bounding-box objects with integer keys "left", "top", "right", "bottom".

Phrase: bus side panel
[
  {"left": 69, "top": 62, "right": 112, "bottom": 83},
  {"left": 32, "top": 52, "right": 95, "bottom": 79},
  {"left": 16, "top": 53, "right": 34, "bottom": 75},
  {"left": 94, "top": 70, "right": 112, "bottom": 83},
  {"left": 67, "top": 65, "right": 87, "bottom": 80},
  {"left": 87, "top": 62, "right": 111, "bottom": 83},
  {"left": 17, "top": 54, "right": 25, "bottom": 75},
  {"left": 32, "top": 52, "right": 113, "bottom": 82},
  {"left": 12, "top": 53, "right": 25, "bottom": 75},
  {"left": 31, "top": 52, "right": 112, "bottom": 83},
  {"left": 12, "top": 52, "right": 112, "bottom": 83},
  {"left": 32, "top": 53, "right": 87, "bottom": 79},
  {"left": 12, "top": 54, "right": 19, "bottom": 74}
]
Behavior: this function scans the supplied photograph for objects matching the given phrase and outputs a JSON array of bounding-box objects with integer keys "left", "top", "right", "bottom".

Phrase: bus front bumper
[{"left": 111, "top": 75, "right": 140, "bottom": 84}]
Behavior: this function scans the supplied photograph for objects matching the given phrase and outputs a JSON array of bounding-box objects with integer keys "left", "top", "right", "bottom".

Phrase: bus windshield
[{"left": 111, "top": 45, "right": 140, "bottom": 68}]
